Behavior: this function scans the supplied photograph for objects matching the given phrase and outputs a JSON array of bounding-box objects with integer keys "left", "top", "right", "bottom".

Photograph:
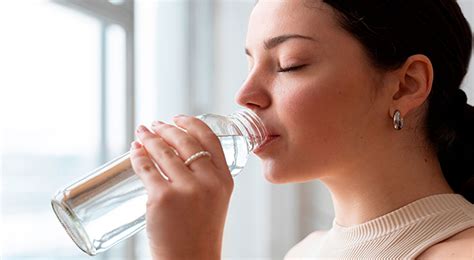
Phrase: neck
[{"left": 320, "top": 137, "right": 453, "bottom": 227}]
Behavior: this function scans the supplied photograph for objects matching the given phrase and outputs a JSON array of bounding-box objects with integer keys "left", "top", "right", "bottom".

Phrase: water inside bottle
[
  {"left": 219, "top": 135, "right": 249, "bottom": 176},
  {"left": 57, "top": 134, "right": 250, "bottom": 255}
]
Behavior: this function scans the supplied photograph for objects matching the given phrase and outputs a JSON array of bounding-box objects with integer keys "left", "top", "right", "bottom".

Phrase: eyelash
[{"left": 278, "top": 64, "right": 307, "bottom": 73}]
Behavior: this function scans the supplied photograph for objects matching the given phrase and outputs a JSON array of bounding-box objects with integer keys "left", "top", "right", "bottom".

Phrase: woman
[{"left": 130, "top": 0, "right": 474, "bottom": 258}]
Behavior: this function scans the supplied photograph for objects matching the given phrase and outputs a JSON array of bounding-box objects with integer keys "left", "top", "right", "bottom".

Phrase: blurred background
[{"left": 0, "top": 0, "right": 473, "bottom": 259}]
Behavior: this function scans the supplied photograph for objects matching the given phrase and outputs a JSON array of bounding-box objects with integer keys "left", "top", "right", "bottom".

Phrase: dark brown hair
[{"left": 321, "top": 0, "right": 474, "bottom": 201}]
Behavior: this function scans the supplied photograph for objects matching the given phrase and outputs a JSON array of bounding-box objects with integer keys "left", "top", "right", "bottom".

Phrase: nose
[{"left": 234, "top": 69, "right": 271, "bottom": 110}]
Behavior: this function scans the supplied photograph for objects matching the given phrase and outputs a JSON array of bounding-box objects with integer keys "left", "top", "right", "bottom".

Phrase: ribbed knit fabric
[{"left": 300, "top": 194, "right": 474, "bottom": 259}]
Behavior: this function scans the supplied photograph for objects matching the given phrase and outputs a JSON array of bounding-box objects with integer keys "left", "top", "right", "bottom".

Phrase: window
[{"left": 0, "top": 0, "right": 133, "bottom": 258}]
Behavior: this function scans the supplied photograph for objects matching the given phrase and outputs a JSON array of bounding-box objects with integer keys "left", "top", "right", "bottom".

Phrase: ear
[{"left": 389, "top": 54, "right": 433, "bottom": 119}]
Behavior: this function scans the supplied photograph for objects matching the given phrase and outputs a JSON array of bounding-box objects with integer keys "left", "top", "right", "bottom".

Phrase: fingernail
[
  {"left": 136, "top": 125, "right": 148, "bottom": 133},
  {"left": 173, "top": 114, "right": 188, "bottom": 119},
  {"left": 151, "top": 120, "right": 165, "bottom": 126},
  {"left": 131, "top": 141, "right": 142, "bottom": 149}
]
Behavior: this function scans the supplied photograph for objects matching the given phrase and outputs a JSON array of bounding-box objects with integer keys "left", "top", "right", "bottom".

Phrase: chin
[
  {"left": 262, "top": 164, "right": 295, "bottom": 184},
  {"left": 262, "top": 160, "right": 322, "bottom": 184}
]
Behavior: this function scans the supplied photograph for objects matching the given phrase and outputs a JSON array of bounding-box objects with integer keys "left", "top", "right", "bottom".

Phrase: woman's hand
[{"left": 129, "top": 115, "right": 234, "bottom": 260}]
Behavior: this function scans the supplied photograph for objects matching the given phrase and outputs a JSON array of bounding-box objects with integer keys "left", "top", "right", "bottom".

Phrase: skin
[
  {"left": 239, "top": 0, "right": 453, "bottom": 226},
  {"left": 129, "top": 0, "right": 473, "bottom": 258},
  {"left": 131, "top": 119, "right": 233, "bottom": 259}
]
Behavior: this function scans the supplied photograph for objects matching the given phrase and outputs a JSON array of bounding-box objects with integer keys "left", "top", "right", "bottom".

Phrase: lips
[
  {"left": 250, "top": 112, "right": 279, "bottom": 154},
  {"left": 254, "top": 135, "right": 279, "bottom": 154}
]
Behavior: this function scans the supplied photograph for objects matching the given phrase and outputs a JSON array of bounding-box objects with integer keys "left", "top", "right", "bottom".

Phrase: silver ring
[{"left": 184, "top": 151, "right": 212, "bottom": 166}]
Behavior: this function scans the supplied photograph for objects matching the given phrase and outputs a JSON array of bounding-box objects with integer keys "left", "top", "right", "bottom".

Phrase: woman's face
[{"left": 235, "top": 0, "right": 391, "bottom": 183}]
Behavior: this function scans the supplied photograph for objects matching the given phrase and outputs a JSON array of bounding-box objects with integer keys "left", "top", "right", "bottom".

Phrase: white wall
[{"left": 459, "top": 0, "right": 474, "bottom": 105}]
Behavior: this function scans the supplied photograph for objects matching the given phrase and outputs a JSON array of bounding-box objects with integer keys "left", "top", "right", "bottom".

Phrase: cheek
[
  {"left": 272, "top": 72, "right": 377, "bottom": 180},
  {"left": 281, "top": 79, "right": 348, "bottom": 141},
  {"left": 280, "top": 62, "right": 374, "bottom": 133},
  {"left": 276, "top": 85, "right": 337, "bottom": 177}
]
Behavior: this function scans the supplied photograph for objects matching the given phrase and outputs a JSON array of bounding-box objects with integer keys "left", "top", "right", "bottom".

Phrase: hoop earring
[{"left": 393, "top": 110, "right": 404, "bottom": 130}]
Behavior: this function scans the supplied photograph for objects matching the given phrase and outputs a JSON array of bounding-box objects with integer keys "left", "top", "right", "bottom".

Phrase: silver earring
[{"left": 393, "top": 110, "right": 404, "bottom": 130}]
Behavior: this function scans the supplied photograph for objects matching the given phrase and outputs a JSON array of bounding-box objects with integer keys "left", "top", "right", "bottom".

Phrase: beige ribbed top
[{"left": 290, "top": 194, "right": 474, "bottom": 259}]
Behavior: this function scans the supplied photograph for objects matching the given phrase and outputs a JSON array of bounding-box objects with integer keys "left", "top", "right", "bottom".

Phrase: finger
[
  {"left": 150, "top": 121, "right": 214, "bottom": 172},
  {"left": 172, "top": 115, "right": 229, "bottom": 173},
  {"left": 135, "top": 125, "right": 192, "bottom": 183},
  {"left": 129, "top": 141, "right": 169, "bottom": 193}
]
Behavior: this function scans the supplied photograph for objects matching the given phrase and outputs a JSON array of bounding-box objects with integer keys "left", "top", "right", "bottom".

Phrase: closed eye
[{"left": 278, "top": 64, "right": 307, "bottom": 73}]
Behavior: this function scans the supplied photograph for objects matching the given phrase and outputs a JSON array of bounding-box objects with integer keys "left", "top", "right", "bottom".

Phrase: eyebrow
[{"left": 245, "top": 34, "right": 316, "bottom": 56}]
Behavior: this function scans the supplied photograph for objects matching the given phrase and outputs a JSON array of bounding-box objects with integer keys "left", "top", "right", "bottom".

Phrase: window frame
[{"left": 51, "top": 0, "right": 136, "bottom": 258}]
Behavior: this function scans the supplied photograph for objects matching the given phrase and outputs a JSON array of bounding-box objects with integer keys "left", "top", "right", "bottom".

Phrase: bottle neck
[{"left": 229, "top": 110, "right": 268, "bottom": 152}]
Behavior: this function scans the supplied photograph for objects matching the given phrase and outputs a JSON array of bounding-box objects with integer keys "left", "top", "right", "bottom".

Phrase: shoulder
[
  {"left": 416, "top": 227, "right": 474, "bottom": 259},
  {"left": 284, "top": 230, "right": 328, "bottom": 260}
]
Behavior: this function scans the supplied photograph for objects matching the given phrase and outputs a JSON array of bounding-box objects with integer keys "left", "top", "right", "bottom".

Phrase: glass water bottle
[{"left": 51, "top": 109, "right": 267, "bottom": 256}]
